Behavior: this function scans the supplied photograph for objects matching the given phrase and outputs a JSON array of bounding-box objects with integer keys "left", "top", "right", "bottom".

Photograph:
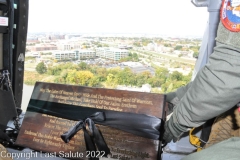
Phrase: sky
[{"left": 28, "top": 0, "right": 209, "bottom": 37}]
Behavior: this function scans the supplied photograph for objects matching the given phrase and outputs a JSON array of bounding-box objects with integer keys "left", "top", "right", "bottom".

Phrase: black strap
[
  {"left": 61, "top": 112, "right": 110, "bottom": 157},
  {"left": 28, "top": 99, "right": 162, "bottom": 140}
]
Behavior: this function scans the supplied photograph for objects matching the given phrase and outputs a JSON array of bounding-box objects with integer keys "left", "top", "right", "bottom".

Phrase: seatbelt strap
[{"left": 189, "top": 128, "right": 203, "bottom": 152}]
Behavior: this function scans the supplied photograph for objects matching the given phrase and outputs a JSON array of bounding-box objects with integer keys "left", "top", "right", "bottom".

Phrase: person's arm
[
  {"left": 165, "top": 82, "right": 193, "bottom": 117},
  {"left": 166, "top": 82, "right": 192, "bottom": 105},
  {"left": 176, "top": 82, "right": 192, "bottom": 100},
  {"left": 164, "top": 22, "right": 240, "bottom": 143}
]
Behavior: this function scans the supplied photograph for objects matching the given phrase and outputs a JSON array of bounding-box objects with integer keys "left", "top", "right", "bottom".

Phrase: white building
[
  {"left": 96, "top": 47, "right": 107, "bottom": 58},
  {"left": 52, "top": 51, "right": 76, "bottom": 60},
  {"left": 57, "top": 43, "right": 71, "bottom": 50},
  {"left": 96, "top": 47, "right": 129, "bottom": 61},
  {"left": 64, "top": 34, "right": 81, "bottom": 40},
  {"left": 57, "top": 40, "right": 81, "bottom": 51},
  {"left": 74, "top": 50, "right": 96, "bottom": 60},
  {"left": 52, "top": 50, "right": 96, "bottom": 61}
]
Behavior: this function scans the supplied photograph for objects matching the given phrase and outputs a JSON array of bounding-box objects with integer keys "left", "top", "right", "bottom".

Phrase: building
[
  {"left": 58, "top": 43, "right": 71, "bottom": 50},
  {"left": 118, "top": 45, "right": 132, "bottom": 50},
  {"left": 96, "top": 47, "right": 129, "bottom": 61},
  {"left": 74, "top": 50, "right": 96, "bottom": 60},
  {"left": 64, "top": 34, "right": 81, "bottom": 40},
  {"left": 27, "top": 44, "right": 57, "bottom": 52},
  {"left": 31, "top": 52, "right": 40, "bottom": 58},
  {"left": 57, "top": 40, "right": 81, "bottom": 51},
  {"left": 52, "top": 51, "right": 76, "bottom": 61},
  {"left": 52, "top": 50, "right": 96, "bottom": 61},
  {"left": 96, "top": 47, "right": 107, "bottom": 58}
]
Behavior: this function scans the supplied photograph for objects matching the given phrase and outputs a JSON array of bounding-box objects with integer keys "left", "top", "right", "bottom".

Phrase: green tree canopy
[
  {"left": 78, "top": 62, "right": 89, "bottom": 70},
  {"left": 133, "top": 42, "right": 141, "bottom": 47},
  {"left": 155, "top": 67, "right": 169, "bottom": 80},
  {"left": 115, "top": 67, "right": 135, "bottom": 85},
  {"left": 66, "top": 70, "right": 98, "bottom": 86},
  {"left": 170, "top": 71, "right": 183, "bottom": 81},
  {"left": 147, "top": 77, "right": 164, "bottom": 88},
  {"left": 164, "top": 43, "right": 171, "bottom": 47},
  {"left": 193, "top": 52, "right": 199, "bottom": 58},
  {"left": 36, "top": 62, "right": 47, "bottom": 74},
  {"left": 96, "top": 68, "right": 108, "bottom": 82},
  {"left": 106, "top": 73, "right": 116, "bottom": 86},
  {"left": 174, "top": 45, "right": 183, "bottom": 50},
  {"left": 119, "top": 52, "right": 139, "bottom": 62},
  {"left": 135, "top": 71, "right": 151, "bottom": 87}
]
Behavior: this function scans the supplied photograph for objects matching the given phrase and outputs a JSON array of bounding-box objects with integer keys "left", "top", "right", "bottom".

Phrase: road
[{"left": 133, "top": 49, "right": 196, "bottom": 66}]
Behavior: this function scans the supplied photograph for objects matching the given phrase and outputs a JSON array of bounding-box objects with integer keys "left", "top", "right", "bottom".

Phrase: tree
[
  {"left": 66, "top": 70, "right": 97, "bottom": 86},
  {"left": 103, "top": 44, "right": 109, "bottom": 47},
  {"left": 147, "top": 77, "right": 164, "bottom": 87},
  {"left": 133, "top": 42, "right": 141, "bottom": 47},
  {"left": 116, "top": 68, "right": 135, "bottom": 85},
  {"left": 193, "top": 51, "right": 199, "bottom": 58},
  {"left": 183, "top": 71, "right": 192, "bottom": 82},
  {"left": 88, "top": 76, "right": 99, "bottom": 87},
  {"left": 36, "top": 62, "right": 47, "bottom": 74},
  {"left": 164, "top": 43, "right": 171, "bottom": 47},
  {"left": 170, "top": 71, "right": 183, "bottom": 81},
  {"left": 155, "top": 67, "right": 169, "bottom": 80},
  {"left": 54, "top": 76, "right": 65, "bottom": 84},
  {"left": 132, "top": 53, "right": 139, "bottom": 61},
  {"left": 96, "top": 68, "right": 107, "bottom": 82},
  {"left": 135, "top": 71, "right": 152, "bottom": 87},
  {"left": 174, "top": 45, "right": 183, "bottom": 50},
  {"left": 107, "top": 67, "right": 121, "bottom": 75},
  {"left": 178, "top": 54, "right": 183, "bottom": 57},
  {"left": 78, "top": 62, "right": 88, "bottom": 70},
  {"left": 47, "top": 65, "right": 62, "bottom": 76},
  {"left": 142, "top": 38, "right": 152, "bottom": 46},
  {"left": 106, "top": 73, "right": 116, "bottom": 86}
]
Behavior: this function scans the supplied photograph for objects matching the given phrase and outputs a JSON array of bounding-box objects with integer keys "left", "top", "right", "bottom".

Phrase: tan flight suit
[{"left": 203, "top": 106, "right": 240, "bottom": 148}]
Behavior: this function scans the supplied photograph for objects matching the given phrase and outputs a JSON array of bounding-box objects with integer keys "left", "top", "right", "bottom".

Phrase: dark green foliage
[
  {"left": 193, "top": 52, "right": 199, "bottom": 58},
  {"left": 119, "top": 52, "right": 139, "bottom": 62},
  {"left": 133, "top": 42, "right": 141, "bottom": 47},
  {"left": 78, "top": 62, "right": 88, "bottom": 70},
  {"left": 170, "top": 71, "right": 183, "bottom": 81},
  {"left": 36, "top": 62, "right": 47, "bottom": 74},
  {"left": 38, "top": 60, "right": 192, "bottom": 93},
  {"left": 164, "top": 43, "right": 171, "bottom": 47},
  {"left": 47, "top": 63, "right": 77, "bottom": 76},
  {"left": 174, "top": 45, "right": 183, "bottom": 50}
]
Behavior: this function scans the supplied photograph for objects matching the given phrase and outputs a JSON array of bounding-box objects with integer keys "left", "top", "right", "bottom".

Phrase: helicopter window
[{"left": 22, "top": 0, "right": 208, "bottom": 111}]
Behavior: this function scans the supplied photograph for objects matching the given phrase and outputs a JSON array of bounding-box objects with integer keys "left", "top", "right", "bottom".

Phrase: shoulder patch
[{"left": 221, "top": 0, "right": 240, "bottom": 32}]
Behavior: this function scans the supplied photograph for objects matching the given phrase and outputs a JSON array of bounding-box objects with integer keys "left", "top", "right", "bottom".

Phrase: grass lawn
[
  {"left": 24, "top": 71, "right": 49, "bottom": 85},
  {"left": 25, "top": 62, "right": 37, "bottom": 69}
]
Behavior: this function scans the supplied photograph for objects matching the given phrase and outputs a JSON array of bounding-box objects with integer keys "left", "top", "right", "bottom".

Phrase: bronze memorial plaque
[{"left": 16, "top": 82, "right": 166, "bottom": 160}]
